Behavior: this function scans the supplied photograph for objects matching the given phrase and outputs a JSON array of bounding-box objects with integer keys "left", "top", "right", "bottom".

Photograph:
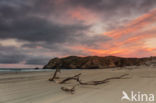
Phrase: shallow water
[{"left": 0, "top": 68, "right": 53, "bottom": 72}]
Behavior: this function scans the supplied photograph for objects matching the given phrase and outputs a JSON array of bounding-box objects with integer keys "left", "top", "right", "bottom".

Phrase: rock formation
[{"left": 43, "top": 56, "right": 156, "bottom": 69}]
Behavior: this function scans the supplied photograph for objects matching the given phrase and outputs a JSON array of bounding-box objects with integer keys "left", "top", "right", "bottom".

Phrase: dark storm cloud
[
  {"left": 0, "top": 46, "right": 26, "bottom": 64},
  {"left": 67, "top": 0, "right": 156, "bottom": 13},
  {"left": 0, "top": 53, "right": 25, "bottom": 64},
  {"left": 25, "top": 57, "right": 50, "bottom": 65},
  {"left": 0, "top": 45, "right": 51, "bottom": 65},
  {"left": 0, "top": 0, "right": 90, "bottom": 43},
  {"left": 0, "top": 16, "right": 88, "bottom": 43},
  {"left": 21, "top": 34, "right": 111, "bottom": 50}
]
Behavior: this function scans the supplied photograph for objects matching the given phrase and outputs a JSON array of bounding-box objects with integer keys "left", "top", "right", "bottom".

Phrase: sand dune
[{"left": 0, "top": 67, "right": 156, "bottom": 103}]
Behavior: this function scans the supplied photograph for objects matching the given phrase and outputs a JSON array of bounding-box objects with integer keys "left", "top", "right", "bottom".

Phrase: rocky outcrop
[{"left": 43, "top": 56, "right": 156, "bottom": 69}]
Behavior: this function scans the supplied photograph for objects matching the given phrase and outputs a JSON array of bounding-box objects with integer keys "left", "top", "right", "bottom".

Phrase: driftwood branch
[
  {"left": 59, "top": 73, "right": 81, "bottom": 84},
  {"left": 52, "top": 72, "right": 129, "bottom": 93},
  {"left": 49, "top": 68, "right": 61, "bottom": 81},
  {"left": 60, "top": 73, "right": 129, "bottom": 85},
  {"left": 78, "top": 74, "right": 129, "bottom": 85},
  {"left": 61, "top": 85, "right": 77, "bottom": 94}
]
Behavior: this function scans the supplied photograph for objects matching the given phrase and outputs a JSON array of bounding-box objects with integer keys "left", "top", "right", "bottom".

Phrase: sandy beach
[{"left": 0, "top": 66, "right": 156, "bottom": 103}]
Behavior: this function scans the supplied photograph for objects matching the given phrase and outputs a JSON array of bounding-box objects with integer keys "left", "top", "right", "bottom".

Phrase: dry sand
[{"left": 0, "top": 66, "right": 156, "bottom": 103}]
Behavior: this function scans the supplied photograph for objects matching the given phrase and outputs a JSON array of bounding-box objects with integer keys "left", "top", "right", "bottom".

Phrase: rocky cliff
[{"left": 43, "top": 56, "right": 155, "bottom": 69}]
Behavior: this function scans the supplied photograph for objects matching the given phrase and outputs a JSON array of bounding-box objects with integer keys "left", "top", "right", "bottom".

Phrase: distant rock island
[{"left": 43, "top": 56, "right": 156, "bottom": 69}]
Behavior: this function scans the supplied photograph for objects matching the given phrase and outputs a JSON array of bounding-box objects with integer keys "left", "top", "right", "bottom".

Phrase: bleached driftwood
[
  {"left": 60, "top": 73, "right": 129, "bottom": 85},
  {"left": 78, "top": 74, "right": 129, "bottom": 85},
  {"left": 59, "top": 73, "right": 81, "bottom": 84},
  {"left": 49, "top": 68, "right": 61, "bottom": 81},
  {"left": 49, "top": 71, "right": 129, "bottom": 93},
  {"left": 61, "top": 85, "right": 77, "bottom": 94}
]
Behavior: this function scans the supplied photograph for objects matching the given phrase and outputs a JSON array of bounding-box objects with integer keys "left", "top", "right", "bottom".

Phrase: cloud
[
  {"left": 0, "top": 54, "right": 25, "bottom": 64},
  {"left": 0, "top": 0, "right": 156, "bottom": 67},
  {"left": 0, "top": 46, "right": 26, "bottom": 64},
  {"left": 66, "top": 0, "right": 156, "bottom": 14},
  {"left": 65, "top": 0, "right": 156, "bottom": 31},
  {"left": 0, "top": 45, "right": 50, "bottom": 65},
  {"left": 0, "top": 0, "right": 89, "bottom": 43},
  {"left": 0, "top": 16, "right": 89, "bottom": 43},
  {"left": 25, "top": 57, "right": 50, "bottom": 65},
  {"left": 71, "top": 9, "right": 156, "bottom": 57}
]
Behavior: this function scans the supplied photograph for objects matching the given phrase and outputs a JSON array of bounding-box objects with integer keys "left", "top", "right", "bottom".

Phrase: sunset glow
[{"left": 0, "top": 0, "right": 156, "bottom": 68}]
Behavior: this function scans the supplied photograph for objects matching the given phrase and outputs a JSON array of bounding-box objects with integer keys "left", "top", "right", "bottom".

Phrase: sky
[{"left": 0, "top": 0, "right": 156, "bottom": 68}]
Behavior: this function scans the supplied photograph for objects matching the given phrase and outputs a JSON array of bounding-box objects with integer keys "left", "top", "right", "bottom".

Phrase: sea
[{"left": 0, "top": 68, "right": 53, "bottom": 72}]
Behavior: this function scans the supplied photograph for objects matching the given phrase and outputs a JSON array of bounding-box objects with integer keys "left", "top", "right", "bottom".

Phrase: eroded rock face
[{"left": 43, "top": 56, "right": 155, "bottom": 69}]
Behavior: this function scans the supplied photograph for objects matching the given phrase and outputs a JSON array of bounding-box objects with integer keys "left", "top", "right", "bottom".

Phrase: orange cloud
[
  {"left": 104, "top": 8, "right": 156, "bottom": 38},
  {"left": 68, "top": 7, "right": 99, "bottom": 24},
  {"left": 71, "top": 8, "right": 156, "bottom": 57}
]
